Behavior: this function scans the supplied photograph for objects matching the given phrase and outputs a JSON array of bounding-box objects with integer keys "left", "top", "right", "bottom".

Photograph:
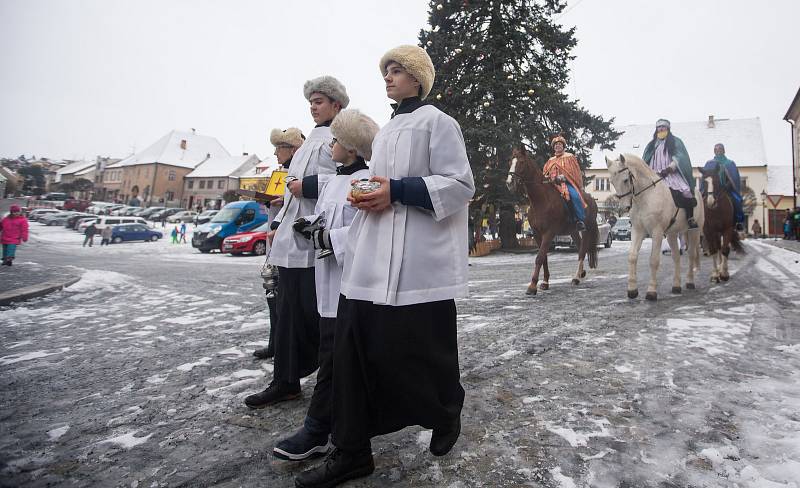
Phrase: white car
[
  {"left": 75, "top": 217, "right": 99, "bottom": 231},
  {"left": 28, "top": 208, "right": 62, "bottom": 221},
  {"left": 551, "top": 215, "right": 613, "bottom": 250},
  {"left": 167, "top": 211, "right": 198, "bottom": 223}
]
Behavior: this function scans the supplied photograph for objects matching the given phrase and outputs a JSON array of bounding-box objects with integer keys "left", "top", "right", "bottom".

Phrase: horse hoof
[
  {"left": 720, "top": 275, "right": 730, "bottom": 282},
  {"left": 539, "top": 282, "right": 549, "bottom": 290},
  {"left": 571, "top": 278, "right": 580, "bottom": 286},
  {"left": 526, "top": 285, "right": 538, "bottom": 296},
  {"left": 580, "top": 271, "right": 586, "bottom": 278},
  {"left": 627, "top": 289, "right": 638, "bottom": 299},
  {"left": 686, "top": 283, "right": 695, "bottom": 290},
  {"left": 645, "top": 292, "right": 657, "bottom": 301},
  {"left": 671, "top": 286, "right": 681, "bottom": 294}
]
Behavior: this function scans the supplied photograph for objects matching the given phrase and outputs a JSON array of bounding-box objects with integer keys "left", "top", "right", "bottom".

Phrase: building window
[
  {"left": 741, "top": 177, "right": 748, "bottom": 189},
  {"left": 188, "top": 180, "right": 194, "bottom": 189},
  {"left": 207, "top": 180, "right": 214, "bottom": 189},
  {"left": 594, "top": 177, "right": 609, "bottom": 192},
  {"left": 168, "top": 170, "right": 176, "bottom": 181},
  {"left": 199, "top": 180, "right": 205, "bottom": 189},
  {"left": 165, "top": 191, "right": 175, "bottom": 201},
  {"left": 218, "top": 180, "right": 225, "bottom": 189}
]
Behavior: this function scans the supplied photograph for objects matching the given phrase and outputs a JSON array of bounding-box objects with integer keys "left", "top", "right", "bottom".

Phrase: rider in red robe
[{"left": 543, "top": 135, "right": 587, "bottom": 230}]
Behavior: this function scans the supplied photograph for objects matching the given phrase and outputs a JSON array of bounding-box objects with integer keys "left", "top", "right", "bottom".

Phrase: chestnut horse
[
  {"left": 699, "top": 164, "right": 744, "bottom": 282},
  {"left": 506, "top": 146, "right": 599, "bottom": 295}
]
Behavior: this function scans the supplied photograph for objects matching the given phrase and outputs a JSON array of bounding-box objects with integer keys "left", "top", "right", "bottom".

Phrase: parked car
[
  {"left": 63, "top": 199, "right": 92, "bottom": 212},
  {"left": 122, "top": 206, "right": 142, "bottom": 216},
  {"left": 65, "top": 213, "right": 94, "bottom": 229},
  {"left": 92, "top": 216, "right": 148, "bottom": 230},
  {"left": 97, "top": 204, "right": 125, "bottom": 215},
  {"left": 166, "top": 211, "right": 198, "bottom": 223},
  {"left": 110, "top": 224, "right": 163, "bottom": 243},
  {"left": 192, "top": 201, "right": 268, "bottom": 253},
  {"left": 39, "top": 192, "right": 69, "bottom": 202},
  {"left": 110, "top": 206, "right": 139, "bottom": 216},
  {"left": 27, "top": 208, "right": 62, "bottom": 221},
  {"left": 194, "top": 210, "right": 218, "bottom": 225},
  {"left": 222, "top": 222, "right": 269, "bottom": 255},
  {"left": 86, "top": 202, "right": 115, "bottom": 214},
  {"left": 150, "top": 208, "right": 183, "bottom": 221},
  {"left": 75, "top": 217, "right": 99, "bottom": 231},
  {"left": 138, "top": 207, "right": 166, "bottom": 219},
  {"left": 552, "top": 215, "right": 613, "bottom": 250},
  {"left": 611, "top": 217, "right": 631, "bottom": 241},
  {"left": 40, "top": 212, "right": 76, "bottom": 226}
]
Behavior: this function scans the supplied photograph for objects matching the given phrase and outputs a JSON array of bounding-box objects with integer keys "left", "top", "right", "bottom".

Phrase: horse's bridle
[{"left": 614, "top": 166, "right": 663, "bottom": 199}]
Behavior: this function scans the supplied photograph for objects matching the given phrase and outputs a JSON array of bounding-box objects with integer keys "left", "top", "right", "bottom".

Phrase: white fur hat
[
  {"left": 379, "top": 45, "right": 435, "bottom": 100},
  {"left": 330, "top": 109, "right": 380, "bottom": 161},
  {"left": 270, "top": 127, "right": 304, "bottom": 148},
  {"left": 303, "top": 75, "right": 350, "bottom": 108}
]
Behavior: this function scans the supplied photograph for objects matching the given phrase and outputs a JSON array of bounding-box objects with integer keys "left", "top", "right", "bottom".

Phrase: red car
[{"left": 222, "top": 222, "right": 269, "bottom": 256}]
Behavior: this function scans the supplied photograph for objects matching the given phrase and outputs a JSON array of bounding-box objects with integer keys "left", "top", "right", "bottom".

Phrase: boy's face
[
  {"left": 330, "top": 139, "right": 355, "bottom": 164},
  {"left": 384, "top": 61, "right": 420, "bottom": 102},
  {"left": 273, "top": 145, "right": 296, "bottom": 164},
  {"left": 309, "top": 93, "right": 341, "bottom": 125}
]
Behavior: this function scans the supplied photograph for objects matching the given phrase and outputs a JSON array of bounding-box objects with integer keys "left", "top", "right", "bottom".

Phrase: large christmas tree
[{"left": 419, "top": 0, "right": 620, "bottom": 245}]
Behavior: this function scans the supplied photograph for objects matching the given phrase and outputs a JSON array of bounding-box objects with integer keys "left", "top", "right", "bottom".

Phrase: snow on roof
[
  {"left": 186, "top": 154, "right": 260, "bottom": 178},
  {"left": 56, "top": 159, "right": 96, "bottom": 176},
  {"left": 240, "top": 160, "right": 281, "bottom": 178},
  {"left": 768, "top": 165, "right": 794, "bottom": 196},
  {"left": 75, "top": 165, "right": 95, "bottom": 176},
  {"left": 591, "top": 117, "right": 767, "bottom": 169},
  {"left": 119, "top": 130, "right": 230, "bottom": 170}
]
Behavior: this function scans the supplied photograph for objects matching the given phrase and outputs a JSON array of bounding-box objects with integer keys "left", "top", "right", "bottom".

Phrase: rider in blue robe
[{"left": 701, "top": 143, "right": 744, "bottom": 230}]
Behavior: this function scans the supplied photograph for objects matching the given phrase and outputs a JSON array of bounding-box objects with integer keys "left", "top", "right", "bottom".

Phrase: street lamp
[{"left": 760, "top": 189, "right": 767, "bottom": 237}]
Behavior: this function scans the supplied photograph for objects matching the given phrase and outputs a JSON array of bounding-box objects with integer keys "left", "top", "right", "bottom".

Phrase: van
[
  {"left": 192, "top": 201, "right": 267, "bottom": 253},
  {"left": 94, "top": 216, "right": 148, "bottom": 230}
]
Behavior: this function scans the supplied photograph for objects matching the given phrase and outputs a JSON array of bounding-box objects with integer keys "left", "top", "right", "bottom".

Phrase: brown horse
[
  {"left": 506, "top": 146, "right": 599, "bottom": 295},
  {"left": 699, "top": 164, "right": 744, "bottom": 282}
]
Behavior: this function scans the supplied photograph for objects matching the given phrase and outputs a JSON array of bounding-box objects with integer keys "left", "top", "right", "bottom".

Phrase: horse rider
[
  {"left": 701, "top": 143, "right": 744, "bottom": 231},
  {"left": 543, "top": 135, "right": 587, "bottom": 231},
  {"left": 642, "top": 118, "right": 698, "bottom": 229}
]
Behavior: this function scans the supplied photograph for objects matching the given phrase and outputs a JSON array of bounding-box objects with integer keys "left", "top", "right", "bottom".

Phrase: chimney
[
  {"left": 707, "top": 115, "right": 715, "bottom": 128},
  {"left": 243, "top": 152, "right": 249, "bottom": 156},
  {"left": 180, "top": 139, "right": 187, "bottom": 150}
]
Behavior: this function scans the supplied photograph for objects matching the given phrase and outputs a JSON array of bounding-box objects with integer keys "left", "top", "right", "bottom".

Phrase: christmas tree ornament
[
  {"left": 436, "top": 94, "right": 442, "bottom": 100},
  {"left": 483, "top": 101, "right": 490, "bottom": 108},
  {"left": 527, "top": 89, "right": 535, "bottom": 95},
  {"left": 454, "top": 48, "right": 462, "bottom": 54},
  {"left": 436, "top": 3, "right": 443, "bottom": 10}
]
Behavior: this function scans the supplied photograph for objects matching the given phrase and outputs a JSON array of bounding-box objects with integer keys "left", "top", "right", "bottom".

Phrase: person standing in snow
[
  {"left": 296, "top": 45, "right": 475, "bottom": 488},
  {"left": 273, "top": 109, "right": 378, "bottom": 462},
  {"left": 1, "top": 205, "right": 29, "bottom": 266},
  {"left": 179, "top": 222, "right": 187, "bottom": 244},
  {"left": 83, "top": 222, "right": 98, "bottom": 247},
  {"left": 100, "top": 225, "right": 113, "bottom": 246},
  {"left": 243, "top": 75, "right": 347, "bottom": 409},
  {"left": 170, "top": 226, "right": 179, "bottom": 244}
]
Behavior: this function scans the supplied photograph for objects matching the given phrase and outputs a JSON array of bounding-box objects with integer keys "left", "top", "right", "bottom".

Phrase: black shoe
[
  {"left": 295, "top": 447, "right": 374, "bottom": 488},
  {"left": 687, "top": 218, "right": 699, "bottom": 229},
  {"left": 274, "top": 427, "right": 330, "bottom": 461},
  {"left": 253, "top": 347, "right": 274, "bottom": 360},
  {"left": 576, "top": 221, "right": 586, "bottom": 232},
  {"left": 430, "top": 417, "right": 461, "bottom": 456},
  {"left": 244, "top": 381, "right": 301, "bottom": 409}
]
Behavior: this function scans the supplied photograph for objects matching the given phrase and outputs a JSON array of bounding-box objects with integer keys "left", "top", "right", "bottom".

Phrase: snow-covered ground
[{"left": 1, "top": 232, "right": 799, "bottom": 487}]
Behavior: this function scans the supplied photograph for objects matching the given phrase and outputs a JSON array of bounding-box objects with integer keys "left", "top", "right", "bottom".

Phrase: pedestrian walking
[
  {"left": 1, "top": 205, "right": 29, "bottom": 266},
  {"left": 295, "top": 45, "right": 475, "bottom": 488},
  {"left": 751, "top": 219, "right": 762, "bottom": 238},
  {"left": 171, "top": 226, "right": 179, "bottom": 244},
  {"left": 252, "top": 126, "right": 305, "bottom": 361},
  {"left": 161, "top": 212, "right": 167, "bottom": 228},
  {"left": 784, "top": 216, "right": 792, "bottom": 239},
  {"left": 100, "top": 225, "right": 113, "bottom": 246},
  {"left": 243, "top": 75, "right": 347, "bottom": 409},
  {"left": 83, "top": 223, "right": 98, "bottom": 247},
  {"left": 274, "top": 109, "right": 377, "bottom": 462},
  {"left": 179, "top": 222, "right": 187, "bottom": 244}
]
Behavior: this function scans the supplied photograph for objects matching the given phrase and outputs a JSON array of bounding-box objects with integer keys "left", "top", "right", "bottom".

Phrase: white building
[{"left": 182, "top": 153, "right": 260, "bottom": 210}]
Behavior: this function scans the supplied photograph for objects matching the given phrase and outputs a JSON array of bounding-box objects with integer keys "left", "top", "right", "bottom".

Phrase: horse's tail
[
  {"left": 586, "top": 220, "right": 599, "bottom": 269},
  {"left": 731, "top": 228, "right": 745, "bottom": 254}
]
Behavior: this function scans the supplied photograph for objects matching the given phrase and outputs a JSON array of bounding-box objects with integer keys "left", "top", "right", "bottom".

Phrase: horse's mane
[{"left": 621, "top": 153, "right": 656, "bottom": 178}]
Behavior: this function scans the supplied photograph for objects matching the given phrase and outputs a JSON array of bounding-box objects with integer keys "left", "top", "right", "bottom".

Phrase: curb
[{"left": 0, "top": 276, "right": 82, "bottom": 306}]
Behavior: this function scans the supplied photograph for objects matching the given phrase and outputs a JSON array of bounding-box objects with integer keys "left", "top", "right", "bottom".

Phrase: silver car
[{"left": 552, "top": 215, "right": 613, "bottom": 250}]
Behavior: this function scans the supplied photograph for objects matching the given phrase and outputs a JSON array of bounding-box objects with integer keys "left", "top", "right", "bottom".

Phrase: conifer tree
[{"left": 419, "top": 0, "right": 620, "bottom": 210}]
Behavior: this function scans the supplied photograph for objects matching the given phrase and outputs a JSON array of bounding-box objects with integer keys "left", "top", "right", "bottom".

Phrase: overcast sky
[{"left": 1, "top": 0, "right": 798, "bottom": 167}]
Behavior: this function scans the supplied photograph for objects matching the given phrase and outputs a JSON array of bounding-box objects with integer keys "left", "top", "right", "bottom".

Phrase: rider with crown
[{"left": 544, "top": 135, "right": 587, "bottom": 231}]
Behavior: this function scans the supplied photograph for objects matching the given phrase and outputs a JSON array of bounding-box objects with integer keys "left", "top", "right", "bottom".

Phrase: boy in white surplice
[{"left": 273, "top": 109, "right": 378, "bottom": 462}]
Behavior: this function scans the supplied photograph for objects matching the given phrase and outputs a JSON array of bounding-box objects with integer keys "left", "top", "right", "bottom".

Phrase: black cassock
[{"left": 273, "top": 266, "right": 320, "bottom": 384}]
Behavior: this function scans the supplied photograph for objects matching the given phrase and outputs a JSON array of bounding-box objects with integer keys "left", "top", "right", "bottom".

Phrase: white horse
[{"left": 605, "top": 154, "right": 704, "bottom": 300}]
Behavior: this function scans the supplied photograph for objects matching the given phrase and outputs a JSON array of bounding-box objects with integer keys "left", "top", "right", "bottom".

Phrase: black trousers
[
  {"left": 305, "top": 317, "right": 336, "bottom": 433},
  {"left": 273, "top": 267, "right": 320, "bottom": 385},
  {"left": 265, "top": 294, "right": 278, "bottom": 354},
  {"left": 331, "top": 296, "right": 465, "bottom": 451}
]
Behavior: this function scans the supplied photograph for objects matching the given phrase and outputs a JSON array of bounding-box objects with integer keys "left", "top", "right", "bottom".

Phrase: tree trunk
[{"left": 499, "top": 204, "right": 519, "bottom": 249}]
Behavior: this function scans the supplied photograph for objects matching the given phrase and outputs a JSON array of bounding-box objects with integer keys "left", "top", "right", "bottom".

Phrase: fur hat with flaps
[
  {"left": 303, "top": 75, "right": 350, "bottom": 108},
  {"left": 270, "top": 127, "right": 304, "bottom": 148},
  {"left": 379, "top": 45, "right": 435, "bottom": 100},
  {"left": 330, "top": 109, "right": 380, "bottom": 161}
]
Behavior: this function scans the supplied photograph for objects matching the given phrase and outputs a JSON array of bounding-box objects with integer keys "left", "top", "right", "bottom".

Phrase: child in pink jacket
[{"left": 1, "top": 205, "right": 29, "bottom": 266}]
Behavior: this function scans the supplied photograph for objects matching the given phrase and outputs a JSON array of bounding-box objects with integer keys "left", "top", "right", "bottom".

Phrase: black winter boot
[
  {"left": 295, "top": 447, "right": 374, "bottom": 488},
  {"left": 244, "top": 381, "right": 301, "bottom": 409}
]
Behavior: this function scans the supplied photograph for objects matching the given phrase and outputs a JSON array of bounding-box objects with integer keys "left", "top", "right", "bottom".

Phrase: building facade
[
  {"left": 784, "top": 86, "right": 800, "bottom": 209},
  {"left": 182, "top": 153, "right": 260, "bottom": 210}
]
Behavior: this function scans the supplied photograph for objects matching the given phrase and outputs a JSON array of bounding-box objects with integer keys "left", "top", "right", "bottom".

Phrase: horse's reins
[{"left": 614, "top": 166, "right": 663, "bottom": 199}]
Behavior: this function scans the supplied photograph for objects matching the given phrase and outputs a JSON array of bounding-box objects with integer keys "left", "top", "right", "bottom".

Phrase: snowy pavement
[{"left": 1, "top": 224, "right": 799, "bottom": 487}]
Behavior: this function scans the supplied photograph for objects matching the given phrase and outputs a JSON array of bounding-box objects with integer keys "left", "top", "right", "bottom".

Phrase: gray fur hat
[
  {"left": 303, "top": 75, "right": 350, "bottom": 108},
  {"left": 330, "top": 109, "right": 380, "bottom": 161},
  {"left": 270, "top": 127, "right": 304, "bottom": 148}
]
